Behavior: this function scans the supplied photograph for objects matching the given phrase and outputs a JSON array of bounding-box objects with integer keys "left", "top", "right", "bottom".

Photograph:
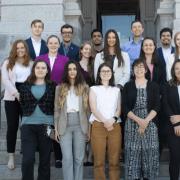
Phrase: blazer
[
  {"left": 26, "top": 37, "right": 48, "bottom": 60},
  {"left": 122, "top": 80, "right": 160, "bottom": 125},
  {"left": 94, "top": 51, "right": 130, "bottom": 86},
  {"left": 19, "top": 81, "right": 56, "bottom": 116},
  {"left": 58, "top": 42, "right": 80, "bottom": 61},
  {"left": 1, "top": 59, "right": 33, "bottom": 101},
  {"left": 36, "top": 53, "right": 68, "bottom": 84},
  {"left": 54, "top": 85, "right": 89, "bottom": 136},
  {"left": 157, "top": 46, "right": 175, "bottom": 67},
  {"left": 163, "top": 83, "right": 180, "bottom": 132}
]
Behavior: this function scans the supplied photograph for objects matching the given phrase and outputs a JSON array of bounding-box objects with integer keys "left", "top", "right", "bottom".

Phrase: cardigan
[
  {"left": 54, "top": 85, "right": 90, "bottom": 136},
  {"left": 1, "top": 59, "right": 33, "bottom": 101},
  {"left": 19, "top": 81, "right": 56, "bottom": 116},
  {"left": 122, "top": 80, "right": 160, "bottom": 125}
]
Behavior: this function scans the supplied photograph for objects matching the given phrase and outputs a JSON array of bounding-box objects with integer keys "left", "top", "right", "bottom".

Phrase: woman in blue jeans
[
  {"left": 54, "top": 60, "right": 89, "bottom": 180},
  {"left": 19, "top": 60, "right": 56, "bottom": 180}
]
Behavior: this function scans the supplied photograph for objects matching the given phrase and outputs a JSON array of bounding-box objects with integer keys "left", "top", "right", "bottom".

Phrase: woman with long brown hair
[
  {"left": 94, "top": 29, "right": 130, "bottom": 89},
  {"left": 1, "top": 39, "right": 32, "bottom": 170},
  {"left": 54, "top": 60, "right": 89, "bottom": 180}
]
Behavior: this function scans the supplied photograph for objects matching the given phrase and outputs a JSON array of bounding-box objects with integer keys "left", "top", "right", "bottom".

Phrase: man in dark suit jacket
[
  {"left": 26, "top": 19, "right": 48, "bottom": 60},
  {"left": 58, "top": 24, "right": 79, "bottom": 61},
  {"left": 157, "top": 27, "right": 175, "bottom": 71}
]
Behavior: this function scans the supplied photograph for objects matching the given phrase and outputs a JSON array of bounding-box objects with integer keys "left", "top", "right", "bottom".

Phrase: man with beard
[
  {"left": 157, "top": 28, "right": 175, "bottom": 77},
  {"left": 157, "top": 27, "right": 175, "bottom": 157},
  {"left": 58, "top": 24, "right": 79, "bottom": 61},
  {"left": 90, "top": 29, "right": 103, "bottom": 59}
]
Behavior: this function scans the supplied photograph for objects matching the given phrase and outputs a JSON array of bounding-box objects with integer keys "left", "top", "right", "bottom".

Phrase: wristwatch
[{"left": 113, "top": 116, "right": 118, "bottom": 122}]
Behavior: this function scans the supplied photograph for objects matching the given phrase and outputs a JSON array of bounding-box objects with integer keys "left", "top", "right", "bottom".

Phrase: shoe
[
  {"left": 86, "top": 161, "right": 93, "bottom": 166},
  {"left": 7, "top": 153, "right": 15, "bottom": 170},
  {"left": 55, "top": 160, "right": 62, "bottom": 168}
]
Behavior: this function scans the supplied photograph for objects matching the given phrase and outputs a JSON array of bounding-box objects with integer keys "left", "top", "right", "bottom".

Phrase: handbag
[{"left": 45, "top": 125, "right": 56, "bottom": 141}]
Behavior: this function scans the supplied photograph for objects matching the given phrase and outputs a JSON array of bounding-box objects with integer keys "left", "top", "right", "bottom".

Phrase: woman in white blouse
[
  {"left": 89, "top": 63, "right": 121, "bottom": 180},
  {"left": 166, "top": 31, "right": 180, "bottom": 81},
  {"left": 1, "top": 39, "right": 32, "bottom": 169},
  {"left": 94, "top": 29, "right": 130, "bottom": 89},
  {"left": 54, "top": 60, "right": 89, "bottom": 180}
]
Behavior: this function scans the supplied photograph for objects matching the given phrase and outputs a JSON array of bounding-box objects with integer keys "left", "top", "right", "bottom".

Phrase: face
[
  {"left": 100, "top": 66, "right": 112, "bottom": 82},
  {"left": 61, "top": 27, "right": 73, "bottom": 43},
  {"left": 131, "top": 22, "right": 144, "bottom": 37},
  {"left": 47, "top": 37, "right": 60, "bottom": 54},
  {"left": 175, "top": 34, "right": 180, "bottom": 48},
  {"left": 161, "top": 32, "right": 172, "bottom": 46},
  {"left": 81, "top": 44, "right": 92, "bottom": 59},
  {"left": 174, "top": 62, "right": 180, "bottom": 81},
  {"left": 92, "top": 32, "right": 102, "bottom": 45},
  {"left": 31, "top": 22, "right": 44, "bottom": 37},
  {"left": 16, "top": 42, "right": 26, "bottom": 58},
  {"left": 34, "top": 62, "right": 48, "bottom": 79},
  {"left": 134, "top": 63, "right": 146, "bottom": 79},
  {"left": 142, "top": 39, "right": 155, "bottom": 55},
  {"left": 68, "top": 63, "right": 77, "bottom": 80},
  {"left": 107, "top": 32, "right": 116, "bottom": 47}
]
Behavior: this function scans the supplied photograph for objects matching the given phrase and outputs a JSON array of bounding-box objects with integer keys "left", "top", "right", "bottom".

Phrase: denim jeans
[{"left": 60, "top": 112, "right": 86, "bottom": 180}]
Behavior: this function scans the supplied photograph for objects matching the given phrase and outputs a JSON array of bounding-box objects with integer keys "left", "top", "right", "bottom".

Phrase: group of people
[{"left": 1, "top": 18, "right": 180, "bottom": 180}]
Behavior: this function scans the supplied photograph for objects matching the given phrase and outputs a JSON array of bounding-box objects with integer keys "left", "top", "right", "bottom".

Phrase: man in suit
[
  {"left": 157, "top": 27, "right": 175, "bottom": 156},
  {"left": 58, "top": 24, "right": 79, "bottom": 61},
  {"left": 26, "top": 19, "right": 48, "bottom": 60},
  {"left": 157, "top": 27, "right": 175, "bottom": 72}
]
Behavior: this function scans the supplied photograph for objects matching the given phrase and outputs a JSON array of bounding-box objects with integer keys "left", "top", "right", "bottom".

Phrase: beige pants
[{"left": 91, "top": 121, "right": 122, "bottom": 180}]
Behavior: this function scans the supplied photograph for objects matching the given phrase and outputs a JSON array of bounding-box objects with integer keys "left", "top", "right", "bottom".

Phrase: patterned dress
[{"left": 124, "top": 87, "right": 159, "bottom": 180}]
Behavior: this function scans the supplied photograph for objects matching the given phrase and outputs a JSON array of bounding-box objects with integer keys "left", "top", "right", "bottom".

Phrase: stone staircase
[{"left": 0, "top": 100, "right": 175, "bottom": 180}]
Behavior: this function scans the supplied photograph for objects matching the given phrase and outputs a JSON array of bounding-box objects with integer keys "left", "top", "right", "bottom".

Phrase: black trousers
[
  {"left": 5, "top": 100, "right": 21, "bottom": 153},
  {"left": 21, "top": 125, "right": 52, "bottom": 180},
  {"left": 168, "top": 131, "right": 180, "bottom": 180}
]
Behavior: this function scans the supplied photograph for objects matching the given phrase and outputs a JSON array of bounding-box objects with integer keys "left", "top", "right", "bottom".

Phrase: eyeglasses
[
  {"left": 62, "top": 32, "right": 73, "bottom": 35},
  {"left": 100, "top": 70, "right": 112, "bottom": 74}
]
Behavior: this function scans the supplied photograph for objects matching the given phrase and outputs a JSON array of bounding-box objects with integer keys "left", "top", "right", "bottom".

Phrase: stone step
[{"left": 0, "top": 163, "right": 175, "bottom": 180}]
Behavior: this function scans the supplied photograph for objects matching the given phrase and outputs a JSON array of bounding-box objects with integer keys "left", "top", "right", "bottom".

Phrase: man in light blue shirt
[{"left": 122, "top": 20, "right": 144, "bottom": 65}]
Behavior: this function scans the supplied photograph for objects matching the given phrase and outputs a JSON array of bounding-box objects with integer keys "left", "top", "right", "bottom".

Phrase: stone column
[
  {"left": 64, "top": 0, "right": 84, "bottom": 45},
  {"left": 0, "top": 0, "right": 66, "bottom": 62},
  {"left": 155, "top": 0, "right": 174, "bottom": 44},
  {"left": 140, "top": 0, "right": 156, "bottom": 38},
  {"left": 81, "top": 0, "right": 96, "bottom": 41},
  {"left": 173, "top": 0, "right": 180, "bottom": 34}
]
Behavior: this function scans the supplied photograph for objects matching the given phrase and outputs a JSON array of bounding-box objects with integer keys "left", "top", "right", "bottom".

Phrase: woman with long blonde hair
[{"left": 54, "top": 60, "right": 89, "bottom": 180}]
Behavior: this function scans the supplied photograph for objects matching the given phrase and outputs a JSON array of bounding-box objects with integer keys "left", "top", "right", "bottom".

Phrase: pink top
[{"left": 147, "top": 63, "right": 154, "bottom": 81}]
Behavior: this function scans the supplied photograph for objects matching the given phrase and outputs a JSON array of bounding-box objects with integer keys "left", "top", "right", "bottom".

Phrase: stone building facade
[{"left": 0, "top": 0, "right": 179, "bottom": 62}]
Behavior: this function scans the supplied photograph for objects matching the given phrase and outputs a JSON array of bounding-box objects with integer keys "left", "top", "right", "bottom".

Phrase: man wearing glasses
[{"left": 58, "top": 24, "right": 80, "bottom": 61}]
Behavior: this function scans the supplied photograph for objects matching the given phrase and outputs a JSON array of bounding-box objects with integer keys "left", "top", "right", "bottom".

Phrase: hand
[
  {"left": 138, "top": 127, "right": 145, "bottom": 135},
  {"left": 174, "top": 125, "right": 180, "bottom": 136},
  {"left": 106, "top": 125, "right": 114, "bottom": 131},
  {"left": 104, "top": 118, "right": 115, "bottom": 129},
  {"left": 14, "top": 92, "right": 20, "bottom": 101},
  {"left": 55, "top": 129, "right": 60, "bottom": 142},
  {"left": 170, "top": 115, "right": 180, "bottom": 124},
  {"left": 137, "top": 118, "right": 149, "bottom": 130},
  {"left": 86, "top": 132, "right": 91, "bottom": 142}
]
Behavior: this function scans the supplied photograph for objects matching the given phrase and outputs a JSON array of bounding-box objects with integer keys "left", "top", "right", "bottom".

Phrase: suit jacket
[
  {"left": 26, "top": 37, "right": 48, "bottom": 60},
  {"left": 36, "top": 53, "right": 68, "bottom": 85},
  {"left": 163, "top": 83, "right": 180, "bottom": 133},
  {"left": 58, "top": 42, "right": 79, "bottom": 61},
  {"left": 54, "top": 85, "right": 89, "bottom": 136},
  {"left": 157, "top": 46, "right": 175, "bottom": 67}
]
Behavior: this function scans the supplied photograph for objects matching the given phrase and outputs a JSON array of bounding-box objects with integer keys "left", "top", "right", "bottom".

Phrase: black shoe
[
  {"left": 86, "top": 161, "right": 94, "bottom": 166},
  {"left": 55, "top": 160, "right": 62, "bottom": 168}
]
